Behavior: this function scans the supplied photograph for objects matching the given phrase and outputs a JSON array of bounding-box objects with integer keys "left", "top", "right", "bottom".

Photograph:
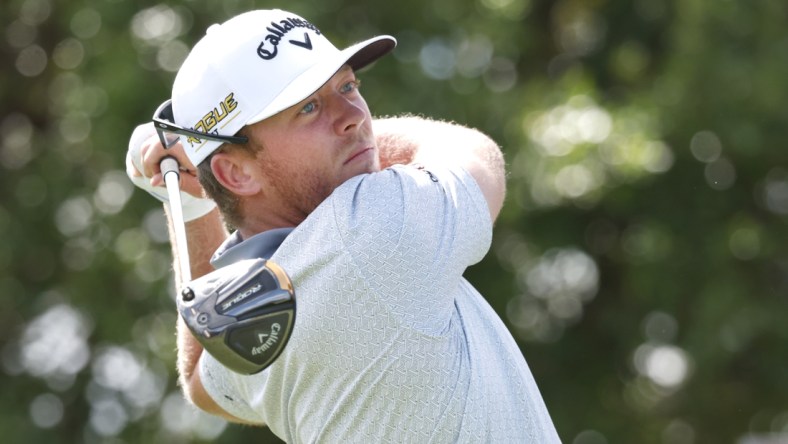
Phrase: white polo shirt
[{"left": 199, "top": 165, "right": 560, "bottom": 443}]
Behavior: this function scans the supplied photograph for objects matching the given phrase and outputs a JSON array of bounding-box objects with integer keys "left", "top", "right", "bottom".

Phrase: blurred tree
[{"left": 1, "top": 0, "right": 787, "bottom": 443}]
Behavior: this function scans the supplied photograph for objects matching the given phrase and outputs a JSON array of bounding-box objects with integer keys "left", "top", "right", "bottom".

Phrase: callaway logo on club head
[
  {"left": 251, "top": 323, "right": 281, "bottom": 356},
  {"left": 257, "top": 17, "right": 322, "bottom": 60}
]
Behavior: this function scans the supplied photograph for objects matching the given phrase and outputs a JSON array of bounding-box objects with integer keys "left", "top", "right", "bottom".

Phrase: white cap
[{"left": 171, "top": 9, "right": 396, "bottom": 166}]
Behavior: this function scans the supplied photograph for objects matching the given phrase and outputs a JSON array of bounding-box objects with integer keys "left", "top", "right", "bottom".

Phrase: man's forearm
[
  {"left": 373, "top": 115, "right": 507, "bottom": 220},
  {"left": 164, "top": 206, "right": 228, "bottom": 392}
]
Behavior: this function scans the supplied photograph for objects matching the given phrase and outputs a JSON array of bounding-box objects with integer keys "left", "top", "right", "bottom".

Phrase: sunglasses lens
[
  {"left": 163, "top": 132, "right": 180, "bottom": 147},
  {"left": 155, "top": 100, "right": 175, "bottom": 122},
  {"left": 155, "top": 127, "right": 181, "bottom": 148}
]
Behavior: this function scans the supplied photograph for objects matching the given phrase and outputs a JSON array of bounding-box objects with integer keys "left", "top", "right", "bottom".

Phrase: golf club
[
  {"left": 160, "top": 156, "right": 191, "bottom": 283},
  {"left": 157, "top": 141, "right": 296, "bottom": 375}
]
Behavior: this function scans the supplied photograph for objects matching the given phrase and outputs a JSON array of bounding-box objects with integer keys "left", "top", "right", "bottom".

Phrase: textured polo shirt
[{"left": 199, "top": 165, "right": 560, "bottom": 443}]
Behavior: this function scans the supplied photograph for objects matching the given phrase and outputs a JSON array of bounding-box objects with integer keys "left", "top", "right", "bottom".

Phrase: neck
[{"left": 236, "top": 199, "right": 305, "bottom": 240}]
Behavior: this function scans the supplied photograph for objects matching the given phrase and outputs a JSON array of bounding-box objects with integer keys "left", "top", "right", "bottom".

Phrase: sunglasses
[{"left": 152, "top": 99, "right": 248, "bottom": 148}]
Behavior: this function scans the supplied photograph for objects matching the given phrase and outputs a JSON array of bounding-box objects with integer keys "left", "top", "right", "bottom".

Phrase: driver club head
[{"left": 177, "top": 258, "right": 296, "bottom": 375}]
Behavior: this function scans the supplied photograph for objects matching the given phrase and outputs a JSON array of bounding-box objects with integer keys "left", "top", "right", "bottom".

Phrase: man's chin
[{"left": 345, "top": 160, "right": 380, "bottom": 180}]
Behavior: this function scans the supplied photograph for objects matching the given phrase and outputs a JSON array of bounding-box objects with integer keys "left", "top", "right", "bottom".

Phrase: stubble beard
[
  {"left": 256, "top": 142, "right": 380, "bottom": 225},
  {"left": 259, "top": 157, "right": 337, "bottom": 223}
]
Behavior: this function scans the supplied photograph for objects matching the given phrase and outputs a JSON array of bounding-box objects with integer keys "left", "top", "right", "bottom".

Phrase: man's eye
[
  {"left": 300, "top": 102, "right": 316, "bottom": 114},
  {"left": 341, "top": 79, "right": 360, "bottom": 93}
]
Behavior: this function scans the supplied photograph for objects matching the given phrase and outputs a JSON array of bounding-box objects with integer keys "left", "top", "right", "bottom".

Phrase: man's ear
[{"left": 210, "top": 152, "right": 261, "bottom": 196}]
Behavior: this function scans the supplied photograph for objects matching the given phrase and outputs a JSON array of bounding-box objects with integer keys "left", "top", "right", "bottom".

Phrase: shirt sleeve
[
  {"left": 198, "top": 352, "right": 267, "bottom": 424},
  {"left": 331, "top": 164, "right": 493, "bottom": 335}
]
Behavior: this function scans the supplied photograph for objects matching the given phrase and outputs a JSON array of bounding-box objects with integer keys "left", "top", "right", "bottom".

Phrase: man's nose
[{"left": 331, "top": 95, "right": 366, "bottom": 135}]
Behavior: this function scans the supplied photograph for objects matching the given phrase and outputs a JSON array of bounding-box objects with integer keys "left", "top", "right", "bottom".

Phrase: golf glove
[{"left": 127, "top": 122, "right": 216, "bottom": 222}]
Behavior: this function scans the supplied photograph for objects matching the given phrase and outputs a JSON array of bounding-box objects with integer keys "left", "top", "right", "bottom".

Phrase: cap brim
[{"left": 245, "top": 35, "right": 396, "bottom": 125}]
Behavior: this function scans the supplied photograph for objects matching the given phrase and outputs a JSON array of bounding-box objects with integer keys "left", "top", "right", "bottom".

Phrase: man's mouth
[{"left": 344, "top": 147, "right": 373, "bottom": 165}]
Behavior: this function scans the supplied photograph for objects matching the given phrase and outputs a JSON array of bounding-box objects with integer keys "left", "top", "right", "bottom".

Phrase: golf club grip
[
  {"left": 160, "top": 156, "right": 179, "bottom": 178},
  {"left": 160, "top": 156, "right": 192, "bottom": 284}
]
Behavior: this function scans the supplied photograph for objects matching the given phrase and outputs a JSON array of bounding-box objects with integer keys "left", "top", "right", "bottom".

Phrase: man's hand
[{"left": 126, "top": 123, "right": 216, "bottom": 221}]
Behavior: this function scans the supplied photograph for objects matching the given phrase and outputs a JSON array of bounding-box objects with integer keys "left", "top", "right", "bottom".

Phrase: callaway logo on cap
[
  {"left": 170, "top": 9, "right": 396, "bottom": 166},
  {"left": 256, "top": 16, "right": 322, "bottom": 60}
]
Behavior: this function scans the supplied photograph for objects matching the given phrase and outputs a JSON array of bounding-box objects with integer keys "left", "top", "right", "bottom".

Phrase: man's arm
[
  {"left": 163, "top": 207, "right": 242, "bottom": 420},
  {"left": 128, "top": 126, "right": 251, "bottom": 422},
  {"left": 373, "top": 115, "right": 506, "bottom": 222}
]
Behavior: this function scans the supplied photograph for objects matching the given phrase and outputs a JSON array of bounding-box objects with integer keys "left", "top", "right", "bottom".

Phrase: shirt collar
[{"left": 210, "top": 227, "right": 294, "bottom": 268}]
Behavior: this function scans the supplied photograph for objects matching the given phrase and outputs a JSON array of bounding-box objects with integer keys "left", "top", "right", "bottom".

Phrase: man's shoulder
[{"left": 329, "top": 164, "right": 474, "bottom": 203}]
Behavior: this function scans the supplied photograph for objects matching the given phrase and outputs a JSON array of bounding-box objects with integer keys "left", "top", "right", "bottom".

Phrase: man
[{"left": 127, "top": 8, "right": 560, "bottom": 443}]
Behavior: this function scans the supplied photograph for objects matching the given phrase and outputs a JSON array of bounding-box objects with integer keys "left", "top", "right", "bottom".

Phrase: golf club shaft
[{"left": 160, "top": 156, "right": 192, "bottom": 284}]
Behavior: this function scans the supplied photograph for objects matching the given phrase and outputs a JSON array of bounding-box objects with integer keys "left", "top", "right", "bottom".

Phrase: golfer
[{"left": 127, "top": 8, "right": 560, "bottom": 443}]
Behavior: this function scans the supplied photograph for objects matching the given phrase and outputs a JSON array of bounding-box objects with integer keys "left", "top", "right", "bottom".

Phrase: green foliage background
[{"left": 1, "top": 0, "right": 787, "bottom": 443}]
